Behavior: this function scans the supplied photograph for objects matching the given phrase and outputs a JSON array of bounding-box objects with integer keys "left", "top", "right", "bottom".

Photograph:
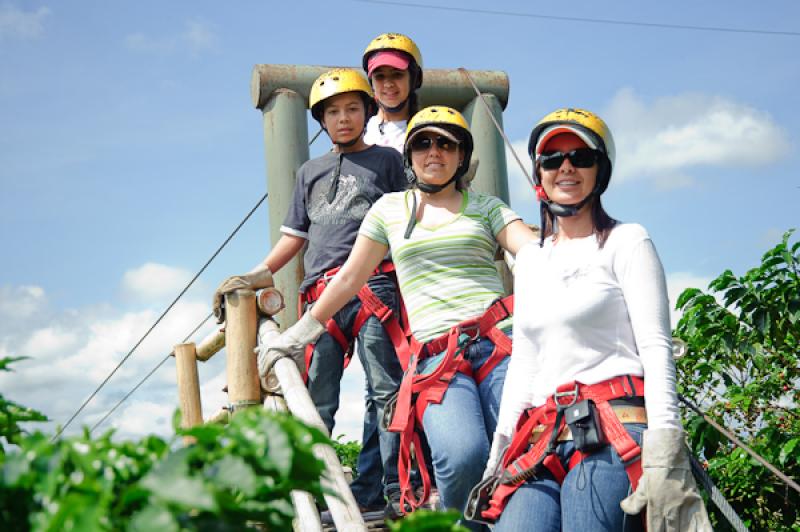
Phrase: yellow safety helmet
[
  {"left": 309, "top": 68, "right": 375, "bottom": 123},
  {"left": 362, "top": 32, "right": 423, "bottom": 88},
  {"left": 528, "top": 108, "right": 615, "bottom": 193},
  {"left": 404, "top": 106, "right": 473, "bottom": 188}
]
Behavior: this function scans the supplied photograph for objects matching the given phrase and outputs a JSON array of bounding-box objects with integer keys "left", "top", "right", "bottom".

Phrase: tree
[{"left": 675, "top": 229, "right": 799, "bottom": 531}]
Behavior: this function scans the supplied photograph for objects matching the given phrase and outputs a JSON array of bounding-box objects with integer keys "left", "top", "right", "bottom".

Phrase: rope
[
  {"left": 53, "top": 193, "right": 268, "bottom": 440},
  {"left": 457, "top": 67, "right": 536, "bottom": 190},
  {"left": 689, "top": 452, "right": 750, "bottom": 532},
  {"left": 358, "top": 0, "right": 800, "bottom": 38},
  {"left": 679, "top": 394, "right": 800, "bottom": 495},
  {"left": 89, "top": 312, "right": 214, "bottom": 434}
]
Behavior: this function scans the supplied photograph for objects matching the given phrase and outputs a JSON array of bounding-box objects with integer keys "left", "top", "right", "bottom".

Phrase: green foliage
[
  {"left": 0, "top": 357, "right": 48, "bottom": 451},
  {"left": 331, "top": 435, "right": 361, "bottom": 476},
  {"left": 1, "top": 407, "right": 329, "bottom": 531},
  {"left": 675, "top": 229, "right": 799, "bottom": 531},
  {"left": 388, "top": 509, "right": 468, "bottom": 531}
]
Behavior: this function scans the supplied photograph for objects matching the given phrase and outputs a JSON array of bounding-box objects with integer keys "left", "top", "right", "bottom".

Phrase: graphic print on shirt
[{"left": 307, "top": 171, "right": 377, "bottom": 226}]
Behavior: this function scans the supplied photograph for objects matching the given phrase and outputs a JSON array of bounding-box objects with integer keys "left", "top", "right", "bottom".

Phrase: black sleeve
[
  {"left": 282, "top": 165, "right": 311, "bottom": 236},
  {"left": 388, "top": 150, "right": 408, "bottom": 192}
]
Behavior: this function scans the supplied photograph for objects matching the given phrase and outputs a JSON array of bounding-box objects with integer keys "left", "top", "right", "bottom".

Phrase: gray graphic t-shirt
[{"left": 280, "top": 145, "right": 406, "bottom": 292}]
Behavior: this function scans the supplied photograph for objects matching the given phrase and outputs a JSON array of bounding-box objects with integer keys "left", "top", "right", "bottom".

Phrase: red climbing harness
[
  {"left": 466, "top": 374, "right": 647, "bottom": 524},
  {"left": 300, "top": 260, "right": 411, "bottom": 381},
  {"left": 385, "top": 295, "right": 514, "bottom": 513}
]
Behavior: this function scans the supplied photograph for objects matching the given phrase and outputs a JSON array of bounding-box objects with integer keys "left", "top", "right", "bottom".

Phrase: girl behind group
[{"left": 362, "top": 32, "right": 422, "bottom": 153}]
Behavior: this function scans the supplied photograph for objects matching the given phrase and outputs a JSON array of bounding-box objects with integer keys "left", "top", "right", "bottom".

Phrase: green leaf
[
  {"left": 778, "top": 438, "right": 799, "bottom": 466},
  {"left": 206, "top": 455, "right": 258, "bottom": 496},
  {"left": 129, "top": 503, "right": 180, "bottom": 532},
  {"left": 140, "top": 450, "right": 217, "bottom": 511},
  {"left": 676, "top": 288, "right": 702, "bottom": 310}
]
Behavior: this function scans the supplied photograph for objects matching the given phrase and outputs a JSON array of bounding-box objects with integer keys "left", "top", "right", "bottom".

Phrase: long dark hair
[{"left": 540, "top": 197, "right": 617, "bottom": 248}]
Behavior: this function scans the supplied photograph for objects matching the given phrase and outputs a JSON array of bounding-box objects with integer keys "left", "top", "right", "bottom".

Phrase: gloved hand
[
  {"left": 255, "top": 312, "right": 326, "bottom": 382},
  {"left": 212, "top": 266, "right": 273, "bottom": 323},
  {"left": 620, "top": 428, "right": 712, "bottom": 532},
  {"left": 483, "top": 432, "right": 511, "bottom": 481}
]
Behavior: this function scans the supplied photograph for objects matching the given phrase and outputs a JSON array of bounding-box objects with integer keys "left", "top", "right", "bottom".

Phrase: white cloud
[
  {"left": 0, "top": 282, "right": 217, "bottom": 440},
  {"left": 183, "top": 19, "right": 217, "bottom": 53},
  {"left": 605, "top": 88, "right": 791, "bottom": 186},
  {"left": 0, "top": 284, "right": 46, "bottom": 320},
  {"left": 0, "top": 3, "right": 50, "bottom": 40},
  {"left": 124, "top": 19, "right": 218, "bottom": 55},
  {"left": 122, "top": 262, "right": 193, "bottom": 303},
  {"left": 22, "top": 326, "right": 79, "bottom": 356},
  {"left": 666, "top": 272, "right": 713, "bottom": 329}
]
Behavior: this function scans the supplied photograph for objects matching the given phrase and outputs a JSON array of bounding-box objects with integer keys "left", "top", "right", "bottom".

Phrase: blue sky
[{"left": 1, "top": 1, "right": 798, "bottom": 442}]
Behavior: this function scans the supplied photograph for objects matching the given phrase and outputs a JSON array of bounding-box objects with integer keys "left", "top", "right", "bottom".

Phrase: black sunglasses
[
  {"left": 409, "top": 135, "right": 460, "bottom": 153},
  {"left": 538, "top": 148, "right": 599, "bottom": 170}
]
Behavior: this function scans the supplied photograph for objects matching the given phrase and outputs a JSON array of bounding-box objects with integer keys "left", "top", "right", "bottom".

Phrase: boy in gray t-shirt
[{"left": 213, "top": 68, "right": 407, "bottom": 514}]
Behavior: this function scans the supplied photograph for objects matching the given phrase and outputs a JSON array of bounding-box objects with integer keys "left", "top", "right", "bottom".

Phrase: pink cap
[{"left": 367, "top": 50, "right": 411, "bottom": 77}]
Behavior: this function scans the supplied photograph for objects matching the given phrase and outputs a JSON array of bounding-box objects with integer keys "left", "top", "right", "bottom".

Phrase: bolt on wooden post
[
  {"left": 174, "top": 342, "right": 203, "bottom": 445},
  {"left": 224, "top": 289, "right": 261, "bottom": 413}
]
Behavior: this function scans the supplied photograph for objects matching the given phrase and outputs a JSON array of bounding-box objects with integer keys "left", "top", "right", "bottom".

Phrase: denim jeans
[
  {"left": 349, "top": 397, "right": 385, "bottom": 508},
  {"left": 419, "top": 335, "right": 510, "bottom": 531},
  {"left": 306, "top": 274, "right": 403, "bottom": 497},
  {"left": 495, "top": 422, "right": 647, "bottom": 532}
]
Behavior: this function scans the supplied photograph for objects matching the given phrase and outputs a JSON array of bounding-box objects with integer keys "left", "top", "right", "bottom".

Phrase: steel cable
[
  {"left": 89, "top": 312, "right": 214, "bottom": 434},
  {"left": 52, "top": 193, "right": 268, "bottom": 440}
]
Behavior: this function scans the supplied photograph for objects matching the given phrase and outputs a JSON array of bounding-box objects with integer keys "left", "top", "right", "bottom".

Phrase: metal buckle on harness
[
  {"left": 554, "top": 383, "right": 580, "bottom": 410},
  {"left": 458, "top": 322, "right": 481, "bottom": 344},
  {"left": 464, "top": 474, "right": 500, "bottom": 525},
  {"left": 489, "top": 296, "right": 512, "bottom": 321}
]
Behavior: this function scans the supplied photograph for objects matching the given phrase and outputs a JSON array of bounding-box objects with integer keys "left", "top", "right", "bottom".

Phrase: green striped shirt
[{"left": 359, "top": 189, "right": 520, "bottom": 342}]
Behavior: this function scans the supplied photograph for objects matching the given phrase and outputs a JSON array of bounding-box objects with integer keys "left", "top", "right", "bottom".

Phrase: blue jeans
[
  {"left": 349, "top": 397, "right": 384, "bottom": 508},
  {"left": 306, "top": 274, "right": 403, "bottom": 497},
  {"left": 419, "top": 335, "right": 510, "bottom": 531},
  {"left": 495, "top": 422, "right": 647, "bottom": 532}
]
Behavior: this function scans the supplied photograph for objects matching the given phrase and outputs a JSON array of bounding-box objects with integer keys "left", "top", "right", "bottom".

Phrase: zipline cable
[
  {"left": 80, "top": 132, "right": 324, "bottom": 433},
  {"left": 689, "top": 452, "right": 750, "bottom": 532},
  {"left": 89, "top": 312, "right": 214, "bottom": 434},
  {"left": 52, "top": 192, "right": 268, "bottom": 440},
  {"left": 679, "top": 394, "right": 800, "bottom": 495},
  {"left": 458, "top": 67, "right": 534, "bottom": 189},
  {"left": 358, "top": 0, "right": 800, "bottom": 38}
]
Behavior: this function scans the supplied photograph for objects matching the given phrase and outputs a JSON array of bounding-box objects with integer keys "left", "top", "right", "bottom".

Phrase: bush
[{"left": 675, "top": 229, "right": 799, "bottom": 531}]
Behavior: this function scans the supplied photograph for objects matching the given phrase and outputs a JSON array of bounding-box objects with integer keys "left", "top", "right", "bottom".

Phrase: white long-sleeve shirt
[{"left": 495, "top": 223, "right": 682, "bottom": 438}]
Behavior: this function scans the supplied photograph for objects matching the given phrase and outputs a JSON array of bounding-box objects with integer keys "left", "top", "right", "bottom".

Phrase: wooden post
[
  {"left": 257, "top": 317, "right": 367, "bottom": 531},
  {"left": 174, "top": 342, "right": 203, "bottom": 445},
  {"left": 224, "top": 289, "right": 260, "bottom": 413}
]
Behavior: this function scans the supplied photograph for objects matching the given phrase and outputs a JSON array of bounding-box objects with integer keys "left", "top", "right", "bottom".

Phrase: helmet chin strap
[
  {"left": 542, "top": 190, "right": 595, "bottom": 217},
  {"left": 378, "top": 98, "right": 409, "bottom": 115},
  {"left": 417, "top": 175, "right": 457, "bottom": 194}
]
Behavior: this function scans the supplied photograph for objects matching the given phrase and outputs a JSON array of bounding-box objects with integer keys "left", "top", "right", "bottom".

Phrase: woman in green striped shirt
[{"left": 264, "top": 106, "right": 536, "bottom": 528}]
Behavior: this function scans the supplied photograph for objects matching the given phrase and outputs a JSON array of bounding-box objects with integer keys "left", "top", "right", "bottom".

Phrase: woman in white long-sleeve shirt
[{"left": 474, "top": 108, "right": 711, "bottom": 532}]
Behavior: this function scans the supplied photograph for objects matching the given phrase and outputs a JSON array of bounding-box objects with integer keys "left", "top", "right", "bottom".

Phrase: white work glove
[
  {"left": 620, "top": 429, "right": 712, "bottom": 532},
  {"left": 255, "top": 312, "right": 326, "bottom": 382},
  {"left": 212, "top": 266, "right": 273, "bottom": 323},
  {"left": 483, "top": 432, "right": 511, "bottom": 481}
]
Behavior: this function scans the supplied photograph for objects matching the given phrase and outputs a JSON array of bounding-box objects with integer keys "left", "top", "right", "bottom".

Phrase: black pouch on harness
[{"left": 565, "top": 399, "right": 606, "bottom": 453}]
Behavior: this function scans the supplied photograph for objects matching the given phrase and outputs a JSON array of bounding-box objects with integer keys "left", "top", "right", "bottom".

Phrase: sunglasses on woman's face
[
  {"left": 538, "top": 148, "right": 599, "bottom": 170},
  {"left": 409, "top": 135, "right": 460, "bottom": 153}
]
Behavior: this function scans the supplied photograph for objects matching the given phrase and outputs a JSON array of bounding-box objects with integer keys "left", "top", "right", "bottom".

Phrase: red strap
[
  {"left": 388, "top": 297, "right": 514, "bottom": 512},
  {"left": 353, "top": 283, "right": 411, "bottom": 371},
  {"left": 481, "top": 375, "right": 645, "bottom": 522}
]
